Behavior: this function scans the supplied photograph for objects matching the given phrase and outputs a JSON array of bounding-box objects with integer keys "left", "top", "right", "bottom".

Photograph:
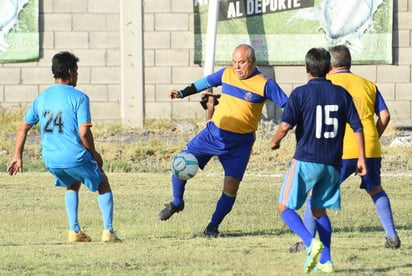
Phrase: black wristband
[{"left": 180, "top": 83, "right": 197, "bottom": 98}]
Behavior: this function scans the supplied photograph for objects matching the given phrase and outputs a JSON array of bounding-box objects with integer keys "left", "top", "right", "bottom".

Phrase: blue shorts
[
  {"left": 340, "top": 158, "right": 381, "bottom": 190},
  {"left": 48, "top": 155, "right": 104, "bottom": 192},
  {"left": 278, "top": 159, "right": 341, "bottom": 210},
  {"left": 185, "top": 121, "right": 255, "bottom": 180}
]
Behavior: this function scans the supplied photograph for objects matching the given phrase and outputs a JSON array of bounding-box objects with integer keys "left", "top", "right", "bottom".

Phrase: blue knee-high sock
[
  {"left": 303, "top": 196, "right": 317, "bottom": 237},
  {"left": 98, "top": 192, "right": 114, "bottom": 232},
  {"left": 209, "top": 192, "right": 236, "bottom": 228},
  {"left": 65, "top": 191, "right": 80, "bottom": 232},
  {"left": 281, "top": 208, "right": 313, "bottom": 247},
  {"left": 172, "top": 175, "right": 186, "bottom": 207},
  {"left": 372, "top": 190, "right": 397, "bottom": 238},
  {"left": 316, "top": 215, "right": 332, "bottom": 264}
]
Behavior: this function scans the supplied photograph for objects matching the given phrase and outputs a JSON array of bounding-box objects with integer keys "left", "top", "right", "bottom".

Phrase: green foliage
[{"left": 2, "top": 113, "right": 412, "bottom": 175}]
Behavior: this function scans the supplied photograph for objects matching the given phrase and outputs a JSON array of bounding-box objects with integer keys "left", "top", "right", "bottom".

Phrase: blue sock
[
  {"left": 281, "top": 208, "right": 313, "bottom": 247},
  {"left": 65, "top": 191, "right": 80, "bottom": 232},
  {"left": 303, "top": 196, "right": 317, "bottom": 237},
  {"left": 316, "top": 215, "right": 332, "bottom": 264},
  {"left": 172, "top": 175, "right": 186, "bottom": 207},
  {"left": 372, "top": 190, "right": 397, "bottom": 238},
  {"left": 209, "top": 192, "right": 236, "bottom": 228},
  {"left": 98, "top": 192, "right": 114, "bottom": 232}
]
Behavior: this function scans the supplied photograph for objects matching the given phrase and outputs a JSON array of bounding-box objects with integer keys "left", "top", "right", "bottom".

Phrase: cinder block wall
[
  {"left": 0, "top": 0, "right": 121, "bottom": 123},
  {"left": 1, "top": 0, "right": 411, "bottom": 126},
  {"left": 144, "top": 0, "right": 412, "bottom": 126}
]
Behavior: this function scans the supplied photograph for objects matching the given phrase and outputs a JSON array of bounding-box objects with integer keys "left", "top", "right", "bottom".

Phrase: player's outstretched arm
[
  {"left": 7, "top": 120, "right": 33, "bottom": 175},
  {"left": 169, "top": 89, "right": 181, "bottom": 99},
  {"left": 270, "top": 122, "right": 291, "bottom": 150}
]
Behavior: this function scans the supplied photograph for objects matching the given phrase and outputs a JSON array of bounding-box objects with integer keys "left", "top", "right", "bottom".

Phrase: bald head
[{"left": 232, "top": 44, "right": 256, "bottom": 79}]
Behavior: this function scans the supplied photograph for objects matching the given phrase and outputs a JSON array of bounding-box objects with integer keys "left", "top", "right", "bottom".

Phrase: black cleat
[
  {"left": 289, "top": 241, "right": 306, "bottom": 253},
  {"left": 204, "top": 224, "right": 219, "bottom": 238},
  {"left": 385, "top": 235, "right": 401, "bottom": 249},
  {"left": 158, "top": 202, "right": 184, "bottom": 220}
]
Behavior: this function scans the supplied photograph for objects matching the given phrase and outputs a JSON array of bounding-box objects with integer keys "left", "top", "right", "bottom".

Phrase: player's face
[{"left": 232, "top": 48, "right": 255, "bottom": 80}]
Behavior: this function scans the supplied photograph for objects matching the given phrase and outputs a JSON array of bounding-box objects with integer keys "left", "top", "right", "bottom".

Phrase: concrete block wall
[
  {"left": 0, "top": 0, "right": 121, "bottom": 123},
  {"left": 1, "top": 0, "right": 412, "bottom": 126},
  {"left": 144, "top": 0, "right": 412, "bottom": 126}
]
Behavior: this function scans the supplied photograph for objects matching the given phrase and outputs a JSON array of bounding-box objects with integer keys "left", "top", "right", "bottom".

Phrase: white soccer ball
[{"left": 171, "top": 152, "right": 199, "bottom": 180}]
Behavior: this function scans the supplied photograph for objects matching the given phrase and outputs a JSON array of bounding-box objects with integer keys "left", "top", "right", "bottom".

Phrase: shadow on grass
[
  {"left": 336, "top": 263, "right": 412, "bottom": 274},
  {"left": 189, "top": 228, "right": 292, "bottom": 238},
  {"left": 334, "top": 224, "right": 412, "bottom": 233}
]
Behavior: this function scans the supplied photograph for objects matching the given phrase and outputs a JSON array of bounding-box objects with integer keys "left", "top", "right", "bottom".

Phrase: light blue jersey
[{"left": 24, "top": 84, "right": 92, "bottom": 169}]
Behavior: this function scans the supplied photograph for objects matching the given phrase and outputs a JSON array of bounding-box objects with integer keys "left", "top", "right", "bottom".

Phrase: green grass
[
  {"left": 1, "top": 109, "right": 412, "bottom": 274},
  {"left": 0, "top": 172, "right": 411, "bottom": 275}
]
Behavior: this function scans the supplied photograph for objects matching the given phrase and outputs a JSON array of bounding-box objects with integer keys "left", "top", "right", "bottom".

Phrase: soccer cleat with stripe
[
  {"left": 204, "top": 224, "right": 219, "bottom": 238},
  {"left": 68, "top": 230, "right": 92, "bottom": 242},
  {"left": 102, "top": 230, "right": 122, "bottom": 242},
  {"left": 303, "top": 238, "right": 323, "bottom": 273},
  {"left": 158, "top": 202, "right": 185, "bottom": 220},
  {"left": 314, "top": 261, "right": 334, "bottom": 273},
  {"left": 384, "top": 235, "right": 401, "bottom": 249}
]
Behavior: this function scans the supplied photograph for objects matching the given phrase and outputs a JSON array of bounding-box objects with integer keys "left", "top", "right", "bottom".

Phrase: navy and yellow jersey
[
  {"left": 24, "top": 84, "right": 92, "bottom": 169},
  {"left": 194, "top": 67, "right": 287, "bottom": 134},
  {"left": 281, "top": 78, "right": 362, "bottom": 167},
  {"left": 327, "top": 72, "right": 388, "bottom": 159}
]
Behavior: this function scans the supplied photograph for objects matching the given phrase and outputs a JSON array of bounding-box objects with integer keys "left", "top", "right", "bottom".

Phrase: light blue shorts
[
  {"left": 278, "top": 159, "right": 341, "bottom": 210},
  {"left": 48, "top": 158, "right": 104, "bottom": 192}
]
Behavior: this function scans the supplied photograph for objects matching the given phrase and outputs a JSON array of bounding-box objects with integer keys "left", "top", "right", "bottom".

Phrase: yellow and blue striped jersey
[{"left": 197, "top": 67, "right": 287, "bottom": 134}]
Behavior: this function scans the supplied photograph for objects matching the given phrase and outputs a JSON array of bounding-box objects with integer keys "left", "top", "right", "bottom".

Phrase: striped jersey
[
  {"left": 196, "top": 67, "right": 288, "bottom": 134},
  {"left": 281, "top": 78, "right": 363, "bottom": 166}
]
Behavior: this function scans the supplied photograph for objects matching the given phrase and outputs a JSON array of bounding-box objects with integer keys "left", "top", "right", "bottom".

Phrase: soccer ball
[{"left": 171, "top": 152, "right": 199, "bottom": 180}]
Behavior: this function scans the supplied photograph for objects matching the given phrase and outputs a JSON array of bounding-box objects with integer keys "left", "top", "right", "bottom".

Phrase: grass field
[
  {"left": 1, "top": 110, "right": 411, "bottom": 274},
  {"left": 1, "top": 172, "right": 411, "bottom": 275}
]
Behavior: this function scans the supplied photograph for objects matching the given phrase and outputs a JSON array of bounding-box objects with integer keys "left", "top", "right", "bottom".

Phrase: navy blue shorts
[
  {"left": 185, "top": 121, "right": 255, "bottom": 180},
  {"left": 340, "top": 158, "right": 381, "bottom": 190}
]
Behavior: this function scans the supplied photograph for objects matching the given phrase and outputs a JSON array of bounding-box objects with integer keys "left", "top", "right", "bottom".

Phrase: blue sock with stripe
[
  {"left": 372, "top": 190, "right": 397, "bottom": 238},
  {"left": 98, "top": 192, "right": 114, "bottom": 232},
  {"left": 281, "top": 208, "right": 313, "bottom": 247},
  {"left": 171, "top": 175, "right": 186, "bottom": 207},
  {"left": 209, "top": 192, "right": 236, "bottom": 228},
  {"left": 65, "top": 191, "right": 80, "bottom": 232},
  {"left": 316, "top": 215, "right": 332, "bottom": 264}
]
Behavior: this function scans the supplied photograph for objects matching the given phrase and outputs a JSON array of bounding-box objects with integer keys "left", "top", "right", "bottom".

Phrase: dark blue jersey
[{"left": 281, "top": 78, "right": 362, "bottom": 166}]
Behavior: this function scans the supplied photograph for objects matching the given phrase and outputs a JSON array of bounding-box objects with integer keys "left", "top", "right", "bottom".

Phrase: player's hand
[
  {"left": 93, "top": 151, "right": 103, "bottom": 169},
  {"left": 355, "top": 159, "right": 367, "bottom": 176},
  {"left": 7, "top": 159, "right": 23, "bottom": 176},
  {"left": 169, "top": 90, "right": 181, "bottom": 99},
  {"left": 270, "top": 139, "right": 280, "bottom": 150}
]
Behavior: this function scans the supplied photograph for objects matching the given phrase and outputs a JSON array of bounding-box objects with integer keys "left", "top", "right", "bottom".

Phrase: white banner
[{"left": 194, "top": 0, "right": 393, "bottom": 65}]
